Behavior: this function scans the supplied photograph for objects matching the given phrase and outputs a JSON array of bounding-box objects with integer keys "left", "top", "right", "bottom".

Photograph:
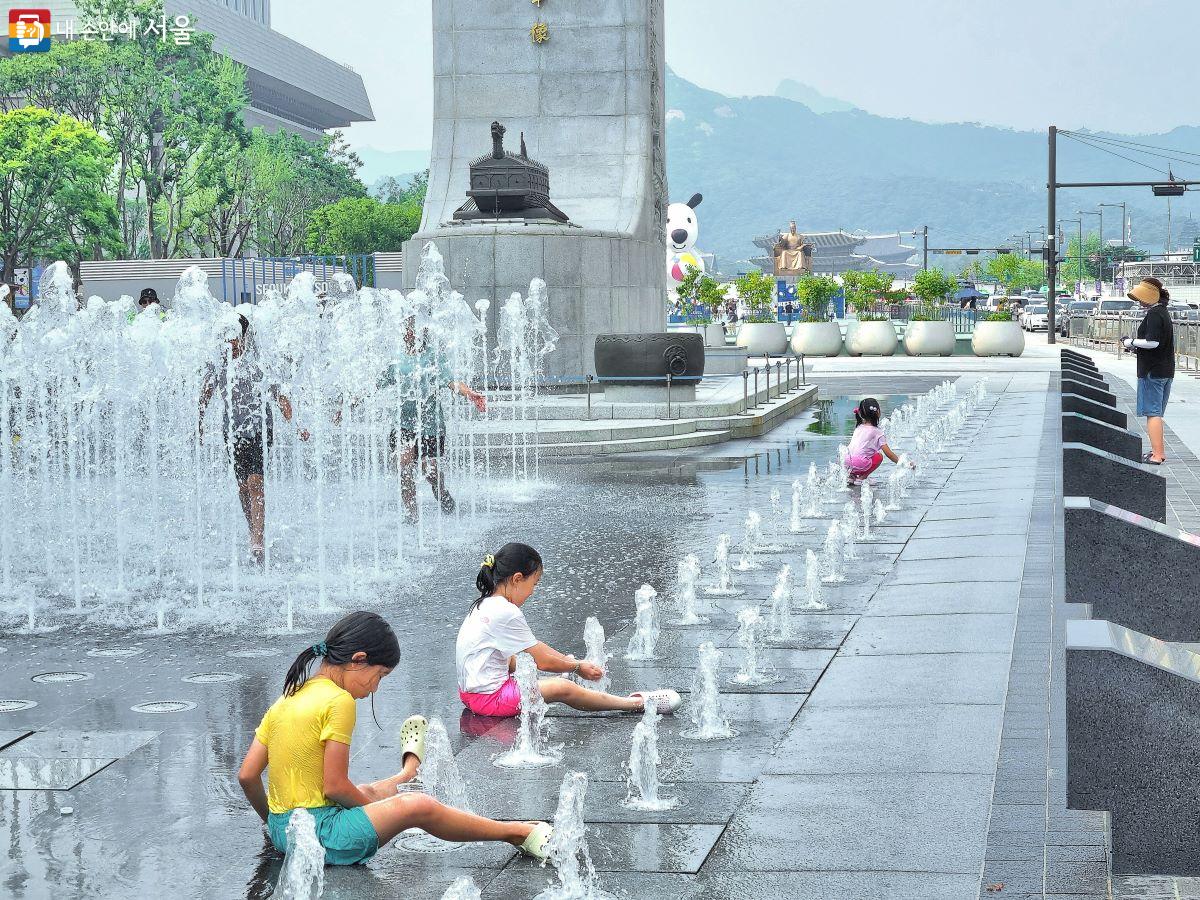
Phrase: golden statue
[{"left": 773, "top": 221, "right": 812, "bottom": 275}]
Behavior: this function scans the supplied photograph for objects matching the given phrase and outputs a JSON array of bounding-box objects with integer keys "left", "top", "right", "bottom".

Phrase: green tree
[
  {"left": 733, "top": 269, "right": 777, "bottom": 323},
  {"left": 911, "top": 267, "right": 956, "bottom": 320},
  {"left": 375, "top": 169, "right": 428, "bottom": 207},
  {"left": 983, "top": 253, "right": 1044, "bottom": 293},
  {"left": 0, "top": 107, "right": 119, "bottom": 283},
  {"left": 307, "top": 196, "right": 420, "bottom": 255},
  {"left": 841, "top": 268, "right": 894, "bottom": 320},
  {"left": 1059, "top": 233, "right": 1101, "bottom": 288},
  {"left": 675, "top": 267, "right": 725, "bottom": 323},
  {"left": 252, "top": 131, "right": 366, "bottom": 257},
  {"left": 793, "top": 274, "right": 840, "bottom": 322}
]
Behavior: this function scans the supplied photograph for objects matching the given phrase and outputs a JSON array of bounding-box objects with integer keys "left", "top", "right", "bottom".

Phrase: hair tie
[
  {"left": 482, "top": 554, "right": 495, "bottom": 569},
  {"left": 311, "top": 641, "right": 328, "bottom": 658}
]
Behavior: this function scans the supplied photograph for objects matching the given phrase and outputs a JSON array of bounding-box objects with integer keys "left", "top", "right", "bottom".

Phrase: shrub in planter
[
  {"left": 972, "top": 298, "right": 1025, "bottom": 357},
  {"left": 790, "top": 274, "right": 843, "bottom": 356},
  {"left": 904, "top": 267, "right": 957, "bottom": 356},
  {"left": 842, "top": 268, "right": 895, "bottom": 322}
]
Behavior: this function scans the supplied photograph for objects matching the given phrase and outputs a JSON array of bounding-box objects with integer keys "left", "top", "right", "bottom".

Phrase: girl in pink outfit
[{"left": 846, "top": 397, "right": 913, "bottom": 485}]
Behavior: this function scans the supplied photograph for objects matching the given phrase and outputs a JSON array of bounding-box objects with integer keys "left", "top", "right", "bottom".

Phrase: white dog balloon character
[{"left": 667, "top": 192, "right": 705, "bottom": 283}]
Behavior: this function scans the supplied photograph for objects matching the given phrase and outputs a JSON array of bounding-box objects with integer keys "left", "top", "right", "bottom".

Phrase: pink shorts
[
  {"left": 847, "top": 452, "right": 884, "bottom": 477},
  {"left": 458, "top": 676, "right": 521, "bottom": 718}
]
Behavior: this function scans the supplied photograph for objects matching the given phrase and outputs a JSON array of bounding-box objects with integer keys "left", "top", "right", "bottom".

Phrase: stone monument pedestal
[{"left": 402, "top": 224, "right": 662, "bottom": 380}]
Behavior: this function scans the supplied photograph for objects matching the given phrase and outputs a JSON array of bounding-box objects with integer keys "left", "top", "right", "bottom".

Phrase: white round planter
[
  {"left": 972, "top": 321, "right": 1025, "bottom": 357},
  {"left": 789, "top": 321, "right": 843, "bottom": 357},
  {"left": 735, "top": 322, "right": 788, "bottom": 355},
  {"left": 703, "top": 323, "right": 727, "bottom": 348},
  {"left": 903, "top": 320, "right": 955, "bottom": 357},
  {"left": 845, "top": 320, "right": 897, "bottom": 356}
]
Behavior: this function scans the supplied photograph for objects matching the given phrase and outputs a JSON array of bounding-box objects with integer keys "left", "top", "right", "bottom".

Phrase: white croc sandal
[
  {"left": 399, "top": 715, "right": 427, "bottom": 765},
  {"left": 519, "top": 821, "right": 553, "bottom": 861},
  {"left": 631, "top": 689, "right": 681, "bottom": 715}
]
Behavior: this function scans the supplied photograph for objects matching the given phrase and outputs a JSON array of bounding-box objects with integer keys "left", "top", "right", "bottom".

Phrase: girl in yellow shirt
[{"left": 238, "top": 610, "right": 550, "bottom": 865}]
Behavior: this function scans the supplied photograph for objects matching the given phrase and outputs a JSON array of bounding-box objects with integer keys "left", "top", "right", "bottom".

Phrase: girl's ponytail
[
  {"left": 281, "top": 611, "right": 400, "bottom": 696},
  {"left": 283, "top": 645, "right": 320, "bottom": 697},
  {"left": 472, "top": 542, "right": 543, "bottom": 610}
]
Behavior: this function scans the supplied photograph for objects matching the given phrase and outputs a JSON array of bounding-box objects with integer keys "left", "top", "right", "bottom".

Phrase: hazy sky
[{"left": 273, "top": 0, "right": 1200, "bottom": 152}]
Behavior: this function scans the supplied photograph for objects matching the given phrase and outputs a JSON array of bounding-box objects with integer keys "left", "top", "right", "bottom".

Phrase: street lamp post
[{"left": 1099, "top": 201, "right": 1128, "bottom": 272}]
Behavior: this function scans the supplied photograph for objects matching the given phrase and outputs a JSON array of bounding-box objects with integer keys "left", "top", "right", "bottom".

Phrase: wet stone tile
[{"left": 0, "top": 756, "right": 119, "bottom": 789}]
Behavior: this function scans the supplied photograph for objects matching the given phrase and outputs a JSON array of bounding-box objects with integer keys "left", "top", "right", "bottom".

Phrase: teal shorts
[{"left": 267, "top": 805, "right": 379, "bottom": 866}]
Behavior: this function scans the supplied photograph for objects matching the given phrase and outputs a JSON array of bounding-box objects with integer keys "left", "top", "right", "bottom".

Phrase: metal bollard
[
  {"left": 753, "top": 367, "right": 760, "bottom": 409},
  {"left": 742, "top": 370, "right": 749, "bottom": 412},
  {"left": 585, "top": 374, "right": 593, "bottom": 420},
  {"left": 800, "top": 353, "right": 807, "bottom": 385},
  {"left": 775, "top": 361, "right": 782, "bottom": 399},
  {"left": 666, "top": 373, "right": 672, "bottom": 420}
]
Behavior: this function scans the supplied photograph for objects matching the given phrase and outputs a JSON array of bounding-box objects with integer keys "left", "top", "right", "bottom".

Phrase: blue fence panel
[{"left": 220, "top": 255, "right": 376, "bottom": 304}]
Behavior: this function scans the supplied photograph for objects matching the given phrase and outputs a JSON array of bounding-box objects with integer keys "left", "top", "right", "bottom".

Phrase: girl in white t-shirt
[
  {"left": 846, "top": 397, "right": 913, "bottom": 486},
  {"left": 455, "top": 542, "right": 680, "bottom": 717}
]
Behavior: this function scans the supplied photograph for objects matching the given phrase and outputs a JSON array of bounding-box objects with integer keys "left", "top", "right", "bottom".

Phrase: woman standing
[{"left": 1122, "top": 277, "right": 1174, "bottom": 465}]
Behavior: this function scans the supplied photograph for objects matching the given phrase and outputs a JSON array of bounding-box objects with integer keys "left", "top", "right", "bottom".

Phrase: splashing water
[
  {"left": 840, "top": 503, "right": 859, "bottom": 562},
  {"left": 271, "top": 808, "right": 324, "bottom": 900},
  {"left": 803, "top": 464, "right": 824, "bottom": 517},
  {"left": 734, "top": 511, "right": 762, "bottom": 571},
  {"left": 760, "top": 489, "right": 784, "bottom": 551},
  {"left": 682, "top": 642, "right": 736, "bottom": 741},
  {"left": 417, "top": 718, "right": 471, "bottom": 811},
  {"left": 821, "top": 463, "right": 843, "bottom": 505},
  {"left": 885, "top": 469, "right": 903, "bottom": 511},
  {"left": 836, "top": 444, "right": 852, "bottom": 492},
  {"left": 859, "top": 482, "right": 874, "bottom": 541},
  {"left": 441, "top": 878, "right": 482, "bottom": 900},
  {"left": 533, "top": 771, "right": 615, "bottom": 900},
  {"left": 704, "top": 534, "right": 743, "bottom": 597},
  {"left": 621, "top": 702, "right": 680, "bottom": 811},
  {"left": 671, "top": 554, "right": 708, "bottom": 625},
  {"left": 767, "top": 565, "right": 793, "bottom": 641},
  {"left": 874, "top": 499, "right": 887, "bottom": 525},
  {"left": 801, "top": 549, "right": 829, "bottom": 610},
  {"left": 789, "top": 478, "right": 813, "bottom": 533},
  {"left": 494, "top": 653, "right": 561, "bottom": 768},
  {"left": 821, "top": 521, "right": 845, "bottom": 584},
  {"left": 731, "top": 606, "right": 775, "bottom": 686},
  {"left": 0, "top": 246, "right": 547, "bottom": 631},
  {"left": 582, "top": 617, "right": 610, "bottom": 693},
  {"left": 625, "top": 584, "right": 660, "bottom": 661}
]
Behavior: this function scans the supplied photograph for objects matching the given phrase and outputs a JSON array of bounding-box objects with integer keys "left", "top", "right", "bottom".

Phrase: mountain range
[
  {"left": 351, "top": 72, "right": 1200, "bottom": 272},
  {"left": 664, "top": 70, "right": 1200, "bottom": 271}
]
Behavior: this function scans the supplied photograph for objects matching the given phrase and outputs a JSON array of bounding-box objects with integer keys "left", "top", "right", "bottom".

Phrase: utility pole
[
  {"left": 922, "top": 225, "right": 928, "bottom": 272},
  {"left": 1047, "top": 126, "right": 1057, "bottom": 342}
]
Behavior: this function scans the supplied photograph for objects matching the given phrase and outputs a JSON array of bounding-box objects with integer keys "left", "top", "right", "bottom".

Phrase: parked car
[
  {"left": 1020, "top": 304, "right": 1048, "bottom": 331},
  {"left": 1057, "top": 300, "right": 1096, "bottom": 336},
  {"left": 1096, "top": 298, "right": 1136, "bottom": 315}
]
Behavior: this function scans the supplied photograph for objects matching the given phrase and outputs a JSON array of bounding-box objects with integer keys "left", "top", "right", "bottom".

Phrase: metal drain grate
[
  {"left": 0, "top": 700, "right": 37, "bottom": 712},
  {"left": 182, "top": 673, "right": 242, "bottom": 684},
  {"left": 395, "top": 833, "right": 466, "bottom": 854},
  {"left": 131, "top": 701, "right": 196, "bottom": 714},
  {"left": 87, "top": 648, "right": 143, "bottom": 658},
  {"left": 226, "top": 648, "right": 276, "bottom": 658},
  {"left": 31, "top": 672, "right": 93, "bottom": 684}
]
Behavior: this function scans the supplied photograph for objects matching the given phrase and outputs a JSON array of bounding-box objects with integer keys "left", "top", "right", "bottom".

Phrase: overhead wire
[{"left": 1059, "top": 131, "right": 1177, "bottom": 178}]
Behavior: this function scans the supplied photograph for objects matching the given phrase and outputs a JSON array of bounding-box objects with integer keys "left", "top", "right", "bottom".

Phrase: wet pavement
[{"left": 0, "top": 366, "right": 1085, "bottom": 899}]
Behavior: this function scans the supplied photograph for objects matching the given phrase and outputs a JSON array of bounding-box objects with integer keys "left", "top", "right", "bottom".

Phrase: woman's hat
[{"left": 1128, "top": 279, "right": 1161, "bottom": 304}]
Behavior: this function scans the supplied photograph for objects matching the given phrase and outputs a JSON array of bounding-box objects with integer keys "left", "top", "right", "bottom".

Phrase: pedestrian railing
[
  {"left": 1067, "top": 312, "right": 1200, "bottom": 371},
  {"left": 491, "top": 356, "right": 811, "bottom": 421}
]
